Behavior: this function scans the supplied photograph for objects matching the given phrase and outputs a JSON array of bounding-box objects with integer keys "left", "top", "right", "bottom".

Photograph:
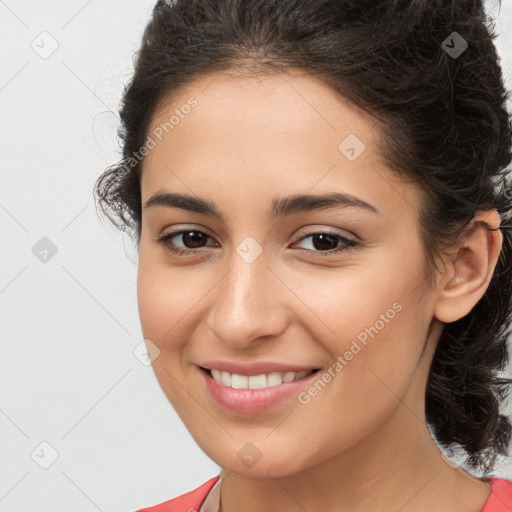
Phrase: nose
[{"left": 206, "top": 246, "right": 289, "bottom": 350}]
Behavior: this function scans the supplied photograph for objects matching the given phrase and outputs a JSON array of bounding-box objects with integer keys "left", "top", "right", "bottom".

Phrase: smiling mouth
[{"left": 200, "top": 366, "right": 321, "bottom": 390}]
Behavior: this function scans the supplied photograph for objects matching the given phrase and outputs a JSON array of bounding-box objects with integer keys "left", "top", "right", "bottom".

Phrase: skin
[{"left": 136, "top": 69, "right": 503, "bottom": 512}]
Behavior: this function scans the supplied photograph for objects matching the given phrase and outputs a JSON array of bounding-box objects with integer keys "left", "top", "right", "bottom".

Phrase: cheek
[
  {"left": 137, "top": 247, "right": 182, "bottom": 345},
  {"left": 136, "top": 255, "right": 200, "bottom": 407},
  {"left": 304, "top": 247, "right": 429, "bottom": 391},
  {"left": 289, "top": 290, "right": 428, "bottom": 459},
  {"left": 136, "top": 249, "right": 212, "bottom": 351},
  {"left": 295, "top": 246, "right": 424, "bottom": 341}
]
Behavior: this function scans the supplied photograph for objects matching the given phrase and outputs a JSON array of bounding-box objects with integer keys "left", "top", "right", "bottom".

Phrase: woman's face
[{"left": 137, "top": 70, "right": 439, "bottom": 477}]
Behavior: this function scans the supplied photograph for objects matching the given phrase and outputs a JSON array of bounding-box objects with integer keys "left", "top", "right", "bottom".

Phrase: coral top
[{"left": 135, "top": 475, "right": 512, "bottom": 512}]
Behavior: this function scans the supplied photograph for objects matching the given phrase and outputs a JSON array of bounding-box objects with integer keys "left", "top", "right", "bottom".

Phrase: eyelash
[{"left": 156, "top": 229, "right": 360, "bottom": 258}]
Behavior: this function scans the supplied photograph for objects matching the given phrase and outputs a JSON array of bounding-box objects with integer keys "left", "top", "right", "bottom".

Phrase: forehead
[
  {"left": 141, "top": 69, "right": 422, "bottom": 221},
  {"left": 148, "top": 69, "right": 377, "bottom": 146}
]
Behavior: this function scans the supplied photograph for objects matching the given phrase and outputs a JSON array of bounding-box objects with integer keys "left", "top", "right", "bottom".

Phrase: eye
[
  {"left": 156, "top": 229, "right": 359, "bottom": 258},
  {"left": 291, "top": 231, "right": 359, "bottom": 257},
  {"left": 156, "top": 229, "right": 217, "bottom": 256}
]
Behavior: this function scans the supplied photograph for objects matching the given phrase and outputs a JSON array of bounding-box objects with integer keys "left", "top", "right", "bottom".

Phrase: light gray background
[{"left": 0, "top": 1, "right": 511, "bottom": 511}]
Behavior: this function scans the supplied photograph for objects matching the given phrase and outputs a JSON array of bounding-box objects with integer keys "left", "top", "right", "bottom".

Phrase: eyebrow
[{"left": 143, "top": 191, "right": 381, "bottom": 221}]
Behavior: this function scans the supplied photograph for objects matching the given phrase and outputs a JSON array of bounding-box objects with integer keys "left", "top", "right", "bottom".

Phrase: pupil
[
  {"left": 184, "top": 231, "right": 206, "bottom": 248},
  {"left": 313, "top": 233, "right": 337, "bottom": 251}
]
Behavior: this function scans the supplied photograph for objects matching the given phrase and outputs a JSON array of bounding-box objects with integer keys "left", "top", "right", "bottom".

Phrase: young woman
[{"left": 94, "top": 0, "right": 512, "bottom": 510}]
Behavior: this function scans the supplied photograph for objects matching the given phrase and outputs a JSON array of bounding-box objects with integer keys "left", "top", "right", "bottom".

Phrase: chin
[
  {"left": 201, "top": 439, "right": 312, "bottom": 479},
  {"left": 221, "top": 458, "right": 300, "bottom": 479}
]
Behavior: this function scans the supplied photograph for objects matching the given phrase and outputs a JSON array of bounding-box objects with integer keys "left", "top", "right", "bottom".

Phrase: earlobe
[{"left": 433, "top": 210, "right": 503, "bottom": 324}]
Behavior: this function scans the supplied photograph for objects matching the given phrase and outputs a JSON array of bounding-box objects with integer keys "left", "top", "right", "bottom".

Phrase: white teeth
[
  {"left": 231, "top": 374, "right": 248, "bottom": 389},
  {"left": 209, "top": 369, "right": 311, "bottom": 389},
  {"left": 220, "top": 371, "right": 231, "bottom": 387},
  {"left": 248, "top": 374, "right": 267, "bottom": 389},
  {"left": 267, "top": 372, "right": 284, "bottom": 387},
  {"left": 282, "top": 372, "right": 296, "bottom": 383}
]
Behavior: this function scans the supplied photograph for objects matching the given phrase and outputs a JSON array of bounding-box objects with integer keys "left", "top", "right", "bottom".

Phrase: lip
[
  {"left": 198, "top": 365, "right": 321, "bottom": 414},
  {"left": 199, "top": 360, "right": 320, "bottom": 376}
]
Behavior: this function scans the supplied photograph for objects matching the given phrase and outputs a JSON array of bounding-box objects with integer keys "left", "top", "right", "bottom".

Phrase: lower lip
[{"left": 199, "top": 366, "right": 320, "bottom": 414}]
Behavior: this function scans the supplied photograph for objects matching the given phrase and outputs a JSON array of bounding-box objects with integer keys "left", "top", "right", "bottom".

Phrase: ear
[{"left": 433, "top": 209, "right": 503, "bottom": 323}]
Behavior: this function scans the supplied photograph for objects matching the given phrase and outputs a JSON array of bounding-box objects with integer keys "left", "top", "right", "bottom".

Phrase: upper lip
[{"left": 199, "top": 360, "right": 320, "bottom": 376}]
